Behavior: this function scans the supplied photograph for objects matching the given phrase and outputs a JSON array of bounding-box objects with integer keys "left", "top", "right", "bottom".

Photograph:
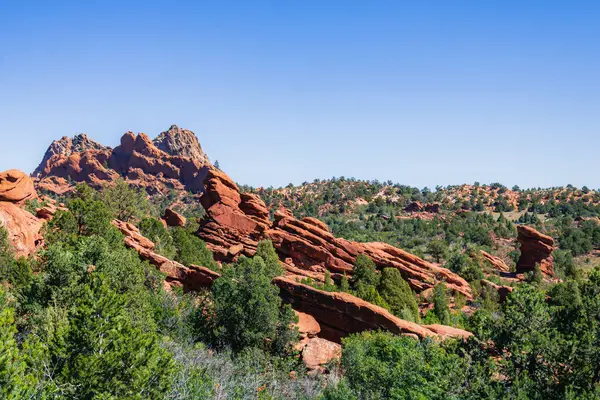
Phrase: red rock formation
[
  {"left": 423, "top": 203, "right": 441, "bottom": 213},
  {"left": 163, "top": 207, "right": 187, "bottom": 227},
  {"left": 274, "top": 276, "right": 472, "bottom": 343},
  {"left": 0, "top": 202, "right": 43, "bottom": 257},
  {"left": 422, "top": 324, "right": 474, "bottom": 340},
  {"left": 516, "top": 225, "right": 555, "bottom": 277},
  {"left": 35, "top": 176, "right": 74, "bottom": 195},
  {"left": 34, "top": 127, "right": 211, "bottom": 196},
  {"left": 480, "top": 250, "right": 510, "bottom": 273},
  {"left": 197, "top": 168, "right": 271, "bottom": 261},
  {"left": 112, "top": 219, "right": 219, "bottom": 290},
  {"left": 0, "top": 170, "right": 43, "bottom": 257},
  {"left": 196, "top": 167, "right": 472, "bottom": 299},
  {"left": 33, "top": 133, "right": 109, "bottom": 177},
  {"left": 0, "top": 170, "right": 36, "bottom": 203}
]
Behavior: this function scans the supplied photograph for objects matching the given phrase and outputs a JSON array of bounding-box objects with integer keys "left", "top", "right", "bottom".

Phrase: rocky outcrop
[
  {"left": 404, "top": 202, "right": 440, "bottom": 214},
  {"left": 481, "top": 250, "right": 510, "bottom": 273},
  {"left": 274, "top": 276, "right": 472, "bottom": 343},
  {"left": 268, "top": 211, "right": 471, "bottom": 298},
  {"left": 0, "top": 170, "right": 43, "bottom": 257},
  {"left": 34, "top": 127, "right": 211, "bottom": 196},
  {"left": 153, "top": 125, "right": 210, "bottom": 165},
  {"left": 163, "top": 207, "right": 187, "bottom": 227},
  {"left": 197, "top": 168, "right": 271, "bottom": 261},
  {"left": 113, "top": 219, "right": 219, "bottom": 290},
  {"left": 33, "top": 134, "right": 109, "bottom": 178},
  {"left": 197, "top": 167, "right": 472, "bottom": 299},
  {"left": 516, "top": 225, "right": 555, "bottom": 277},
  {"left": 0, "top": 170, "right": 36, "bottom": 203}
]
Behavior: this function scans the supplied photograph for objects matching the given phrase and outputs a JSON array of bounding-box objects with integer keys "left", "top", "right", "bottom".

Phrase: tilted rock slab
[
  {"left": 274, "top": 275, "right": 472, "bottom": 343},
  {"left": 516, "top": 225, "right": 555, "bottom": 277}
]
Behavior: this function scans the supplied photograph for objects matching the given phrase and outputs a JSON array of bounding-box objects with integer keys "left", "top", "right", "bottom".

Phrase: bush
[
  {"left": 208, "top": 256, "right": 298, "bottom": 354},
  {"left": 171, "top": 227, "right": 218, "bottom": 271},
  {"left": 139, "top": 217, "right": 177, "bottom": 259},
  {"left": 378, "top": 268, "right": 420, "bottom": 322}
]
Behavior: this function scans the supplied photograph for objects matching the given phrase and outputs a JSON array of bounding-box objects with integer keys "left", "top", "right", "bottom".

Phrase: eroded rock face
[
  {"left": 516, "top": 225, "right": 555, "bottom": 277},
  {"left": 33, "top": 134, "right": 109, "bottom": 178},
  {"left": 197, "top": 167, "right": 271, "bottom": 261},
  {"left": 153, "top": 125, "right": 210, "bottom": 165},
  {"left": 34, "top": 127, "right": 211, "bottom": 196},
  {"left": 0, "top": 170, "right": 36, "bottom": 203}
]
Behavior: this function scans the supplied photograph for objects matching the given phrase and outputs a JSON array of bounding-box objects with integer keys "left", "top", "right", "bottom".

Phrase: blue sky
[{"left": 1, "top": 1, "right": 599, "bottom": 189}]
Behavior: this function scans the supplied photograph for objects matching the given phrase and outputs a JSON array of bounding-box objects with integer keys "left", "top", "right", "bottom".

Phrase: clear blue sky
[{"left": 1, "top": 1, "right": 599, "bottom": 189}]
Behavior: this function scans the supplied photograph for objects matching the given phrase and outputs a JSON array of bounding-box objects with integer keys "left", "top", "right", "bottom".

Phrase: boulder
[
  {"left": 0, "top": 170, "right": 36, "bottom": 203},
  {"left": 163, "top": 207, "right": 187, "bottom": 227},
  {"left": 516, "top": 225, "right": 555, "bottom": 277},
  {"left": 300, "top": 338, "right": 341, "bottom": 371},
  {"left": 294, "top": 310, "right": 321, "bottom": 339}
]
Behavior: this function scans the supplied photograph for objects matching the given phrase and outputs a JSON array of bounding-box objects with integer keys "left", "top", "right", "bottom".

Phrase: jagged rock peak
[
  {"left": 33, "top": 133, "right": 110, "bottom": 177},
  {"left": 153, "top": 125, "right": 210, "bottom": 165}
]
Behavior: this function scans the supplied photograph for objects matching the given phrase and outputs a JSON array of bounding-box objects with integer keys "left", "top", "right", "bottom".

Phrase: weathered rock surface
[
  {"left": 422, "top": 324, "right": 474, "bottom": 339},
  {"left": 300, "top": 338, "right": 341, "bottom": 371},
  {"left": 163, "top": 207, "right": 187, "bottom": 227},
  {"left": 516, "top": 225, "right": 555, "bottom": 276},
  {"left": 274, "top": 276, "right": 472, "bottom": 343},
  {"left": 33, "top": 134, "right": 109, "bottom": 177},
  {"left": 0, "top": 170, "right": 36, "bottom": 203},
  {"left": 295, "top": 310, "right": 321, "bottom": 339},
  {"left": 34, "top": 127, "right": 211, "bottom": 195},
  {"left": 197, "top": 168, "right": 271, "bottom": 261},
  {"left": 153, "top": 125, "right": 210, "bottom": 165},
  {"left": 404, "top": 202, "right": 423, "bottom": 212},
  {"left": 481, "top": 250, "right": 510, "bottom": 273}
]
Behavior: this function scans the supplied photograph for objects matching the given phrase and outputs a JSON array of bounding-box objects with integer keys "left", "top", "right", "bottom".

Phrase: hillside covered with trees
[{"left": 2, "top": 129, "right": 600, "bottom": 399}]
